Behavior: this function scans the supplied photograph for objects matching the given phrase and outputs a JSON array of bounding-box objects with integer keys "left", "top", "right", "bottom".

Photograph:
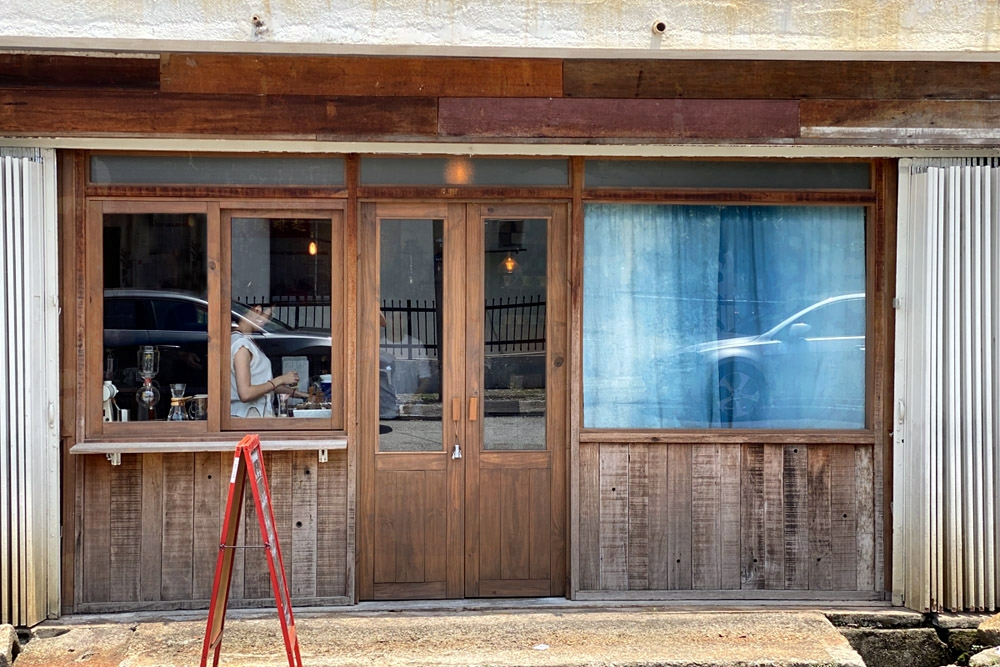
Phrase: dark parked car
[
  {"left": 103, "top": 289, "right": 333, "bottom": 418},
  {"left": 676, "top": 293, "right": 866, "bottom": 425}
]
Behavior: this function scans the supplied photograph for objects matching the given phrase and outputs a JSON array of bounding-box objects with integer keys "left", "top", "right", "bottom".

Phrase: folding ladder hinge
[
  {"left": 106, "top": 452, "right": 122, "bottom": 466},
  {"left": 318, "top": 449, "right": 328, "bottom": 463}
]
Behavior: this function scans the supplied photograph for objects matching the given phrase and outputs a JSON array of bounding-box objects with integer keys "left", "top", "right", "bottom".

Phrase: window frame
[
  {"left": 576, "top": 158, "right": 885, "bottom": 445},
  {"left": 84, "top": 198, "right": 348, "bottom": 440}
]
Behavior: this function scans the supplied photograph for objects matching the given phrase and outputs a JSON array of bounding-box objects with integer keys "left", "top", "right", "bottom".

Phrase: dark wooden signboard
[{"left": 201, "top": 434, "right": 303, "bottom": 667}]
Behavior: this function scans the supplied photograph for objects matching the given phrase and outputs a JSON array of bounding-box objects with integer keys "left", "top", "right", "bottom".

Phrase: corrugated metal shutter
[
  {"left": 0, "top": 148, "right": 60, "bottom": 625},
  {"left": 894, "top": 157, "right": 999, "bottom": 612}
]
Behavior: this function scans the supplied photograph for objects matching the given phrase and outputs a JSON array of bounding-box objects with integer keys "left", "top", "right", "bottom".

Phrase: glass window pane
[
  {"left": 230, "top": 217, "right": 333, "bottom": 422},
  {"left": 360, "top": 157, "right": 568, "bottom": 186},
  {"left": 483, "top": 218, "right": 547, "bottom": 451},
  {"left": 91, "top": 155, "right": 345, "bottom": 186},
  {"left": 585, "top": 160, "right": 870, "bottom": 190},
  {"left": 378, "top": 218, "right": 444, "bottom": 452},
  {"left": 102, "top": 212, "right": 208, "bottom": 422},
  {"left": 583, "top": 204, "right": 866, "bottom": 429}
]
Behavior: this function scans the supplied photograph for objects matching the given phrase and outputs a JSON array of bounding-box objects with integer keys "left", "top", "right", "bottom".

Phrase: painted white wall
[{"left": 3, "top": 0, "right": 1000, "bottom": 57}]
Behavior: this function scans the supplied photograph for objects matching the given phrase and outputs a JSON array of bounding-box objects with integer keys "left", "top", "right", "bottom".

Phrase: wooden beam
[
  {"left": 0, "top": 89, "right": 437, "bottom": 137},
  {"left": 439, "top": 98, "right": 798, "bottom": 139},
  {"left": 0, "top": 54, "right": 160, "bottom": 90},
  {"left": 801, "top": 99, "right": 1000, "bottom": 129},
  {"left": 161, "top": 53, "right": 563, "bottom": 98},
  {"left": 564, "top": 60, "right": 1000, "bottom": 100}
]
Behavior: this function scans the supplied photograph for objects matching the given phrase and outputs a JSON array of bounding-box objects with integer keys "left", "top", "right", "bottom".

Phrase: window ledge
[{"left": 70, "top": 437, "right": 347, "bottom": 460}]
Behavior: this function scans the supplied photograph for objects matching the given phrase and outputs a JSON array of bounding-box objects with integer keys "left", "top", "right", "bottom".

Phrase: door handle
[
  {"left": 452, "top": 397, "right": 461, "bottom": 421},
  {"left": 469, "top": 396, "right": 478, "bottom": 421}
]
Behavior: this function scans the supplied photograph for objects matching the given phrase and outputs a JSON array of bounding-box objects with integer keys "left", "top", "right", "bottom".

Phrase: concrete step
[{"left": 16, "top": 608, "right": 865, "bottom": 667}]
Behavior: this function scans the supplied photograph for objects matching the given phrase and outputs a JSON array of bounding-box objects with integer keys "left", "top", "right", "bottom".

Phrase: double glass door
[{"left": 358, "top": 202, "right": 567, "bottom": 600}]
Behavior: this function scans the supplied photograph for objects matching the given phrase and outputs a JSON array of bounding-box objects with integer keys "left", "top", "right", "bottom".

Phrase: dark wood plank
[
  {"left": 578, "top": 444, "right": 601, "bottom": 590},
  {"left": 291, "top": 450, "right": 318, "bottom": 599},
  {"left": 627, "top": 444, "right": 649, "bottom": 590},
  {"left": 666, "top": 444, "right": 693, "bottom": 590},
  {"left": 424, "top": 469, "right": 448, "bottom": 587},
  {"left": 647, "top": 446, "right": 669, "bottom": 590},
  {"left": 740, "top": 444, "right": 765, "bottom": 590},
  {"left": 479, "top": 469, "right": 502, "bottom": 581},
  {"left": 783, "top": 445, "right": 809, "bottom": 589},
  {"left": 800, "top": 99, "right": 1000, "bottom": 130},
  {"left": 109, "top": 455, "right": 141, "bottom": 603},
  {"left": 161, "top": 54, "right": 563, "bottom": 97},
  {"left": 0, "top": 89, "right": 438, "bottom": 137},
  {"left": 720, "top": 445, "right": 742, "bottom": 590},
  {"left": 599, "top": 445, "right": 629, "bottom": 590},
  {"left": 140, "top": 453, "right": 164, "bottom": 602},
  {"left": 373, "top": 471, "right": 401, "bottom": 584},
  {"left": 242, "top": 456, "right": 269, "bottom": 599},
  {"left": 563, "top": 59, "right": 1000, "bottom": 100},
  {"left": 691, "top": 444, "right": 720, "bottom": 589},
  {"left": 831, "top": 446, "right": 858, "bottom": 590},
  {"left": 268, "top": 452, "right": 294, "bottom": 599},
  {"left": 316, "top": 451, "right": 347, "bottom": 597},
  {"left": 0, "top": 54, "right": 160, "bottom": 90},
  {"left": 529, "top": 467, "right": 551, "bottom": 581},
  {"left": 479, "top": 579, "right": 551, "bottom": 597},
  {"left": 501, "top": 469, "right": 531, "bottom": 581},
  {"left": 856, "top": 445, "right": 876, "bottom": 590},
  {"left": 439, "top": 98, "right": 798, "bottom": 139},
  {"left": 160, "top": 454, "right": 194, "bottom": 601},
  {"left": 763, "top": 445, "right": 785, "bottom": 590},
  {"left": 373, "top": 581, "right": 446, "bottom": 600},
  {"left": 808, "top": 446, "right": 833, "bottom": 590},
  {"left": 192, "top": 452, "right": 222, "bottom": 600}
]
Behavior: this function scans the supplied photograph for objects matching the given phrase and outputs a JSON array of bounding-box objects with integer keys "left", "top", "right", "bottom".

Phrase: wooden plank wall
[
  {"left": 77, "top": 451, "right": 348, "bottom": 612},
  {"left": 2, "top": 54, "right": 1000, "bottom": 144},
  {"left": 577, "top": 442, "right": 879, "bottom": 599}
]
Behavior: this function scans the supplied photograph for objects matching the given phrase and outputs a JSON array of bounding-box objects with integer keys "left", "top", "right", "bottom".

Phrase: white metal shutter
[
  {"left": 894, "top": 157, "right": 999, "bottom": 612},
  {"left": 0, "top": 148, "right": 60, "bottom": 625}
]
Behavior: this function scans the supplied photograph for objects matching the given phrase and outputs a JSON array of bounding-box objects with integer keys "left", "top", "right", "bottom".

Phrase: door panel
[
  {"left": 360, "top": 202, "right": 565, "bottom": 600},
  {"left": 465, "top": 204, "right": 565, "bottom": 598}
]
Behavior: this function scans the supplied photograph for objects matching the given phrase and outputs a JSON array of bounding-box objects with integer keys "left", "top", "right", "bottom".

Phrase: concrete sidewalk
[{"left": 13, "top": 601, "right": 880, "bottom": 667}]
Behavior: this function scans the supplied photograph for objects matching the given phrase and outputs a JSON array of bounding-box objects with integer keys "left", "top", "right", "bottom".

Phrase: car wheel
[{"left": 717, "top": 363, "right": 766, "bottom": 423}]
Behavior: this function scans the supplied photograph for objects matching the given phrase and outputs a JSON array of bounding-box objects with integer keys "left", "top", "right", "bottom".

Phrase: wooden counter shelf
[{"left": 70, "top": 437, "right": 347, "bottom": 465}]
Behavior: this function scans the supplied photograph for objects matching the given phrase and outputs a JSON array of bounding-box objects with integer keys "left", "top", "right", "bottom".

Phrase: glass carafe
[{"left": 167, "top": 383, "right": 188, "bottom": 421}]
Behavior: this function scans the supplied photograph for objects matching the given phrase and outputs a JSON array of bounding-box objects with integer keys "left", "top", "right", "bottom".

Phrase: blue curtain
[{"left": 583, "top": 204, "right": 866, "bottom": 429}]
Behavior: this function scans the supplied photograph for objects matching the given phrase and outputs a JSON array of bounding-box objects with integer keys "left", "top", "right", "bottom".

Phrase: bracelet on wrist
[{"left": 267, "top": 380, "right": 276, "bottom": 391}]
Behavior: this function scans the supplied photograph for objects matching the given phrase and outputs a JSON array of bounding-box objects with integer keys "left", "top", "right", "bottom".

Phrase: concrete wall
[{"left": 3, "top": 0, "right": 1000, "bottom": 56}]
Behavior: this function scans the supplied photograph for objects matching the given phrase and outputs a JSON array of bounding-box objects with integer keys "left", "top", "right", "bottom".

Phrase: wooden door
[{"left": 358, "top": 202, "right": 566, "bottom": 601}]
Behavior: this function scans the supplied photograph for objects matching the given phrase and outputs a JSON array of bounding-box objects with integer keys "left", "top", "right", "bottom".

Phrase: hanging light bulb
[
  {"left": 500, "top": 253, "right": 519, "bottom": 274},
  {"left": 308, "top": 240, "right": 318, "bottom": 256}
]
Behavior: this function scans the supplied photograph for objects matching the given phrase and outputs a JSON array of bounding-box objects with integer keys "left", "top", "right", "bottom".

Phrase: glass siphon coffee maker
[
  {"left": 168, "top": 383, "right": 188, "bottom": 421},
  {"left": 136, "top": 345, "right": 161, "bottom": 420}
]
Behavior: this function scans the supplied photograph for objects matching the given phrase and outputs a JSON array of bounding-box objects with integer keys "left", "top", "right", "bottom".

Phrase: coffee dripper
[{"left": 167, "top": 383, "right": 188, "bottom": 421}]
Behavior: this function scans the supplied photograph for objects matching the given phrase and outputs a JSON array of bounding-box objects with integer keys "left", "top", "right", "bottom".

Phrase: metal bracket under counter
[{"left": 70, "top": 438, "right": 347, "bottom": 466}]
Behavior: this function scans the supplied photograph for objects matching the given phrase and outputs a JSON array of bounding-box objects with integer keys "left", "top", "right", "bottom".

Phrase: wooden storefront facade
[{"left": 11, "top": 51, "right": 980, "bottom": 614}]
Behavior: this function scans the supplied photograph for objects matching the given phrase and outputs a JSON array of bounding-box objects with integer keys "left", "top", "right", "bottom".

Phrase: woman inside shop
[{"left": 231, "top": 303, "right": 305, "bottom": 417}]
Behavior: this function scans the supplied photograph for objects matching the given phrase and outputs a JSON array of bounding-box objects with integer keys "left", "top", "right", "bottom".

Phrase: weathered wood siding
[
  {"left": 578, "top": 443, "right": 879, "bottom": 598},
  {"left": 6, "top": 54, "right": 1000, "bottom": 145},
  {"left": 76, "top": 450, "right": 348, "bottom": 612}
]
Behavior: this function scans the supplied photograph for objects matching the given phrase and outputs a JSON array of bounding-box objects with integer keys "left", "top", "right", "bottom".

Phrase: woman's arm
[
  {"left": 233, "top": 346, "right": 271, "bottom": 403},
  {"left": 233, "top": 346, "right": 303, "bottom": 402}
]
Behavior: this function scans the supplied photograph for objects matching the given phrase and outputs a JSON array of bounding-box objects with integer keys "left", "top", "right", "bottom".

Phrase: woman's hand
[{"left": 275, "top": 371, "right": 300, "bottom": 388}]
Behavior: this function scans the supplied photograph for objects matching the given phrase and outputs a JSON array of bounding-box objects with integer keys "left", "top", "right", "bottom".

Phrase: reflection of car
[
  {"left": 103, "top": 289, "right": 332, "bottom": 417},
  {"left": 688, "top": 293, "right": 866, "bottom": 423}
]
